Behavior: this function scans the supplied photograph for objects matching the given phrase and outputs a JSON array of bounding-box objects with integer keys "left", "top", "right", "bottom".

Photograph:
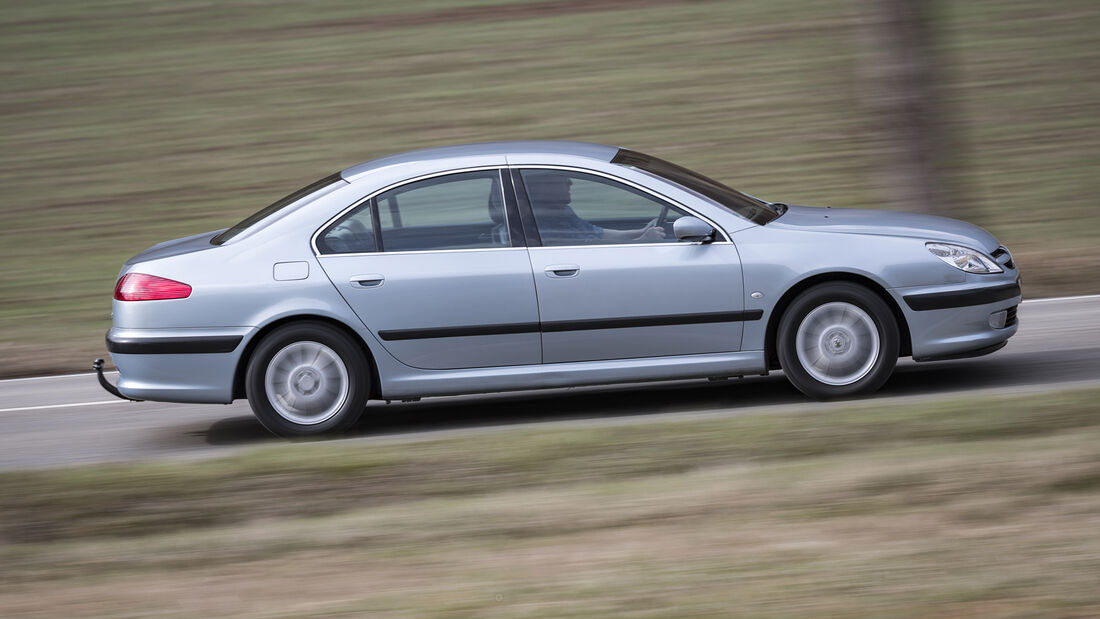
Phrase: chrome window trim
[
  {"left": 510, "top": 164, "right": 732, "bottom": 246},
  {"left": 318, "top": 246, "right": 527, "bottom": 258},
  {"left": 527, "top": 242, "right": 730, "bottom": 251},
  {"left": 311, "top": 166, "right": 510, "bottom": 256}
]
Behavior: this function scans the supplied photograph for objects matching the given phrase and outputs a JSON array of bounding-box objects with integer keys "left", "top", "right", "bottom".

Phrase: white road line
[
  {"left": 0, "top": 371, "right": 113, "bottom": 384},
  {"left": 1021, "top": 294, "right": 1100, "bottom": 304},
  {"left": 0, "top": 400, "right": 122, "bottom": 414}
]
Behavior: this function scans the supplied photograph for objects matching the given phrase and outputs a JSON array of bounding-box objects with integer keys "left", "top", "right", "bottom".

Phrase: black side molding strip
[
  {"left": 379, "top": 322, "right": 541, "bottom": 342},
  {"left": 106, "top": 334, "right": 243, "bottom": 355},
  {"left": 903, "top": 283, "right": 1021, "bottom": 311},
  {"left": 377, "top": 311, "right": 763, "bottom": 342},
  {"left": 542, "top": 310, "right": 763, "bottom": 333}
]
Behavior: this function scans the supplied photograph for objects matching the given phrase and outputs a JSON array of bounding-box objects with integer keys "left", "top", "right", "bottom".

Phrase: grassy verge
[
  {"left": 2, "top": 388, "right": 1099, "bottom": 616},
  {"left": 1, "top": 0, "right": 1098, "bottom": 377}
]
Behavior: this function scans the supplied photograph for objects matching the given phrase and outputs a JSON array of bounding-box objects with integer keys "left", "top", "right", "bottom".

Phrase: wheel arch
[
  {"left": 232, "top": 314, "right": 381, "bottom": 400},
  {"left": 764, "top": 272, "right": 912, "bottom": 370}
]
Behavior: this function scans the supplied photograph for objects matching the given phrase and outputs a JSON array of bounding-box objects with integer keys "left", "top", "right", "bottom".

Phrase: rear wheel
[
  {"left": 245, "top": 321, "right": 370, "bottom": 436},
  {"left": 777, "top": 282, "right": 899, "bottom": 398}
]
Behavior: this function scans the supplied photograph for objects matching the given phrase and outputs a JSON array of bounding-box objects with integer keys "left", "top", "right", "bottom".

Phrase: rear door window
[
  {"left": 319, "top": 169, "right": 509, "bottom": 254},
  {"left": 378, "top": 170, "right": 507, "bottom": 252}
]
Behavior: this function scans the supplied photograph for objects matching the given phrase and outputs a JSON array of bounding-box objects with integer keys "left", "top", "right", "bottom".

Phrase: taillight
[{"left": 114, "top": 273, "right": 192, "bottom": 301}]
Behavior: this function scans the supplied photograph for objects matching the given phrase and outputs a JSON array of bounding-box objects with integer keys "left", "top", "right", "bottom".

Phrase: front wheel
[
  {"left": 777, "top": 282, "right": 899, "bottom": 399},
  {"left": 245, "top": 321, "right": 370, "bottom": 436}
]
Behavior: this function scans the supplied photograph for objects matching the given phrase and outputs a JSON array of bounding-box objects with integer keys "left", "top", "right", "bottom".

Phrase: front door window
[{"left": 520, "top": 169, "right": 687, "bottom": 246}]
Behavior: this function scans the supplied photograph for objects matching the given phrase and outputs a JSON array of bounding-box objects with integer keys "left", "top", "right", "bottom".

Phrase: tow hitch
[{"left": 93, "top": 358, "right": 143, "bottom": 402}]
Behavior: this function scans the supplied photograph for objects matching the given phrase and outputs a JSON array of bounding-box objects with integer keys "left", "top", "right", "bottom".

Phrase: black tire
[
  {"left": 245, "top": 321, "right": 370, "bottom": 437},
  {"left": 777, "top": 282, "right": 899, "bottom": 399}
]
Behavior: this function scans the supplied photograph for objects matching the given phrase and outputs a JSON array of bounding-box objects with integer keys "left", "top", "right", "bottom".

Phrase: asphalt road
[{"left": 1, "top": 296, "right": 1098, "bottom": 471}]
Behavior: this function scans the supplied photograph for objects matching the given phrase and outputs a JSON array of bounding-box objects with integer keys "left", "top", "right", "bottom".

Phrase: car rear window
[{"left": 211, "top": 173, "right": 346, "bottom": 245}]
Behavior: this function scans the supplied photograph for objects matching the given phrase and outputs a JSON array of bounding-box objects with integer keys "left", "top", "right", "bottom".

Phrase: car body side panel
[
  {"left": 318, "top": 249, "right": 542, "bottom": 369},
  {"left": 733, "top": 226, "right": 925, "bottom": 351},
  {"left": 109, "top": 182, "right": 401, "bottom": 402},
  {"left": 528, "top": 243, "right": 747, "bottom": 362},
  {"left": 730, "top": 225, "right": 1020, "bottom": 359},
  {"left": 108, "top": 259, "right": 390, "bottom": 403},
  {"left": 111, "top": 180, "right": 378, "bottom": 330},
  {"left": 111, "top": 243, "right": 363, "bottom": 331},
  {"left": 376, "top": 351, "right": 767, "bottom": 399}
]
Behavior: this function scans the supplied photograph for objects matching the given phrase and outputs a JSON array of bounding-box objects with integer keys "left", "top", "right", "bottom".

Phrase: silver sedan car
[{"left": 98, "top": 141, "right": 1021, "bottom": 436}]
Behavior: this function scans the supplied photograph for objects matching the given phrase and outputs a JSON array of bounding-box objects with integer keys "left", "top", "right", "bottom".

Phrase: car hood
[
  {"left": 769, "top": 205, "right": 1000, "bottom": 251},
  {"left": 124, "top": 229, "right": 226, "bottom": 266}
]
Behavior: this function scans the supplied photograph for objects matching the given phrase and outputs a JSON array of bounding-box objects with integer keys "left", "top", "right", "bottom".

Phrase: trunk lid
[{"left": 124, "top": 229, "right": 226, "bottom": 266}]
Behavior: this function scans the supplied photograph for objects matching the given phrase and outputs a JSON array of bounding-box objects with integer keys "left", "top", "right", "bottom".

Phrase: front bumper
[
  {"left": 105, "top": 326, "right": 255, "bottom": 404},
  {"left": 893, "top": 279, "right": 1021, "bottom": 361}
]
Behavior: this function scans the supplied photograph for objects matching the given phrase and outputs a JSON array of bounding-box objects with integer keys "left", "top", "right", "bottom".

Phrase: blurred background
[
  {"left": 1, "top": 0, "right": 1097, "bottom": 377},
  {"left": 2, "top": 2, "right": 1099, "bottom": 616}
]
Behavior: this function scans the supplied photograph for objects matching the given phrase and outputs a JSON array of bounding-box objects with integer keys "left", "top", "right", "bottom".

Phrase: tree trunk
[{"left": 858, "top": 0, "right": 965, "bottom": 217}]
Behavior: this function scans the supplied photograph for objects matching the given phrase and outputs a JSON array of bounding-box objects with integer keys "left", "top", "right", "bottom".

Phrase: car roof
[{"left": 339, "top": 140, "right": 619, "bottom": 181}]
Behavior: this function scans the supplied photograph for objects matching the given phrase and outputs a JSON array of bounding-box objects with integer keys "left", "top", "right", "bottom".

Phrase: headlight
[{"left": 926, "top": 242, "right": 1003, "bottom": 274}]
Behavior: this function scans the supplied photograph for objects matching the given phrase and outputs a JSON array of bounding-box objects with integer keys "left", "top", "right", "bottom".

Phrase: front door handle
[
  {"left": 350, "top": 274, "right": 384, "bottom": 288},
  {"left": 544, "top": 264, "right": 580, "bottom": 278}
]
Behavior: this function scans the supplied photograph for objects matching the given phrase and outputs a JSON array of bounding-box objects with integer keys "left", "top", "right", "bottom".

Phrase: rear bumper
[
  {"left": 893, "top": 279, "right": 1021, "bottom": 361},
  {"left": 107, "top": 334, "right": 242, "bottom": 355},
  {"left": 106, "top": 326, "right": 254, "bottom": 404}
]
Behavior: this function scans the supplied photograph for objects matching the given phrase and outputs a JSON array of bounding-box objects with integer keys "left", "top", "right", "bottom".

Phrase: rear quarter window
[{"left": 212, "top": 173, "right": 346, "bottom": 245}]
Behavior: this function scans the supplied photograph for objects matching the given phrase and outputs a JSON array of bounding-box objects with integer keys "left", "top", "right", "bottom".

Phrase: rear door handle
[
  {"left": 544, "top": 264, "right": 580, "bottom": 278},
  {"left": 350, "top": 274, "right": 384, "bottom": 288}
]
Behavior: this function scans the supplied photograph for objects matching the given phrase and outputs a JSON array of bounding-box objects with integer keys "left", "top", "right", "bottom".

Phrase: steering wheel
[{"left": 655, "top": 204, "right": 670, "bottom": 230}]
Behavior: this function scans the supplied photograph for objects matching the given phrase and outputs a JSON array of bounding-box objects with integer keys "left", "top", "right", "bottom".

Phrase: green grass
[
  {"left": 1, "top": 388, "right": 1099, "bottom": 616},
  {"left": 1, "top": 0, "right": 1097, "bottom": 376}
]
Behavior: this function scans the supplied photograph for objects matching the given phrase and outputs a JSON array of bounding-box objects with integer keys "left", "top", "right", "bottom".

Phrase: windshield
[
  {"left": 211, "top": 173, "right": 346, "bottom": 245},
  {"left": 610, "top": 149, "right": 780, "bottom": 225}
]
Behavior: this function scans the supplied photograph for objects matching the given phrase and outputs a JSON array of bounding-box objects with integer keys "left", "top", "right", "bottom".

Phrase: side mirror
[{"left": 673, "top": 216, "right": 714, "bottom": 243}]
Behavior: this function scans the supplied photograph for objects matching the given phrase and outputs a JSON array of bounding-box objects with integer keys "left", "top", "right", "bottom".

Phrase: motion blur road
[{"left": 1, "top": 296, "right": 1097, "bottom": 471}]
